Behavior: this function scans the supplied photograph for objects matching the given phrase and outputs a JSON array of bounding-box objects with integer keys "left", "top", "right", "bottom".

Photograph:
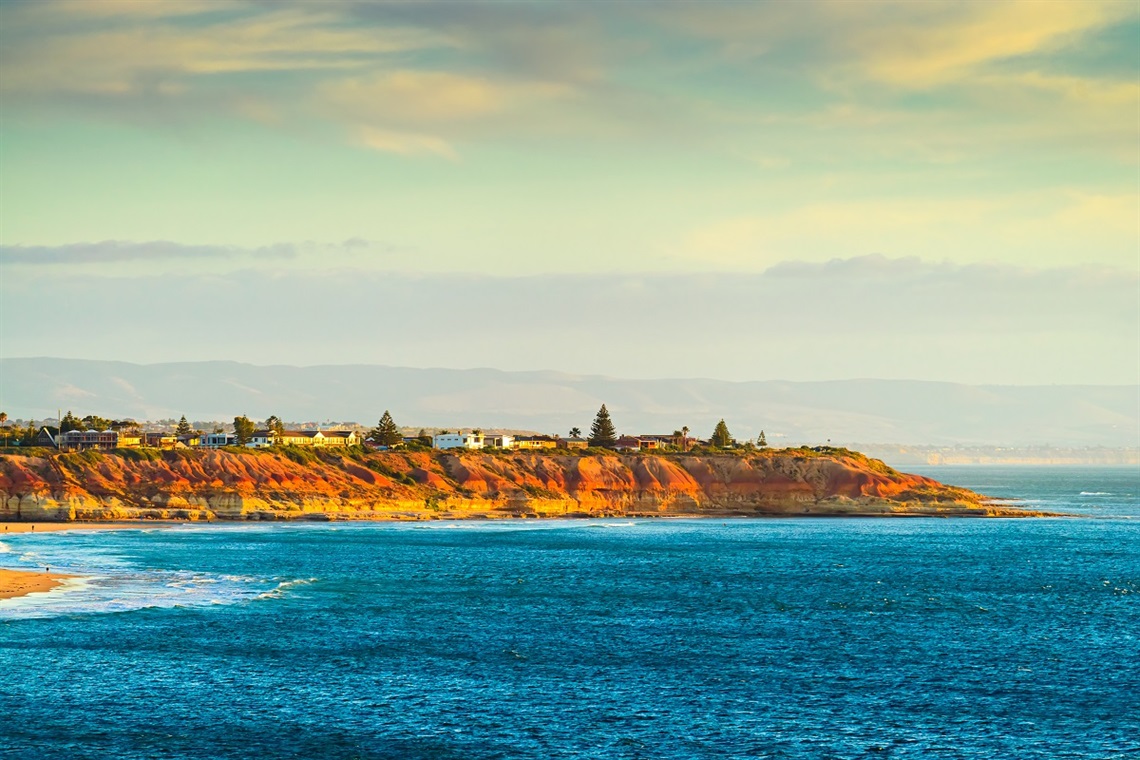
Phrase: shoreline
[
  {"left": 0, "top": 568, "right": 77, "bottom": 600},
  {"left": 1, "top": 521, "right": 178, "bottom": 534}
]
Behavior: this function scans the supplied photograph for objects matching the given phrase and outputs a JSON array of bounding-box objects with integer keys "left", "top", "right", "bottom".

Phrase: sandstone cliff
[{"left": 0, "top": 448, "right": 1049, "bottom": 522}]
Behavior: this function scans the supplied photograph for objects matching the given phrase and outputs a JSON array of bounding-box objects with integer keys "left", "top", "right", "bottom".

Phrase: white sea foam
[
  {"left": 256, "top": 577, "right": 318, "bottom": 600},
  {"left": 1079, "top": 492, "right": 1112, "bottom": 496}
]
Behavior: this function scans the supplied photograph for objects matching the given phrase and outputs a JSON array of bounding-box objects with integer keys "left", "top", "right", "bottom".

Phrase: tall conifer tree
[
  {"left": 370, "top": 410, "right": 402, "bottom": 446},
  {"left": 711, "top": 419, "right": 733, "bottom": 448},
  {"left": 588, "top": 404, "right": 618, "bottom": 447},
  {"left": 176, "top": 415, "right": 193, "bottom": 436}
]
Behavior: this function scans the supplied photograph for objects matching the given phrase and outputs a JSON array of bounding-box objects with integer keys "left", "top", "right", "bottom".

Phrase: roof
[{"left": 280, "top": 430, "right": 320, "bottom": 438}]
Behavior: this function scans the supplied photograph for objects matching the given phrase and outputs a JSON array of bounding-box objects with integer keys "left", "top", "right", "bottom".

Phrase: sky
[{"left": 1, "top": 0, "right": 1137, "bottom": 384}]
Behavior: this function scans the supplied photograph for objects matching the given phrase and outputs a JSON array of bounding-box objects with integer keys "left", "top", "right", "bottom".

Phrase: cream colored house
[{"left": 278, "top": 429, "right": 359, "bottom": 447}]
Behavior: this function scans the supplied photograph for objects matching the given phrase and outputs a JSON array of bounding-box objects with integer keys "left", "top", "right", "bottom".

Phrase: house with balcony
[{"left": 59, "top": 429, "right": 119, "bottom": 451}]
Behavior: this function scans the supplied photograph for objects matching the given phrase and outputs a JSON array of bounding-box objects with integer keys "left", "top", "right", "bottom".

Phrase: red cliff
[{"left": 0, "top": 448, "right": 1048, "bottom": 522}]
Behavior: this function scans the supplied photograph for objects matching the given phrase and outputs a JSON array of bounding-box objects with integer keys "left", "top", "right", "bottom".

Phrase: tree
[
  {"left": 0, "top": 412, "right": 7, "bottom": 426},
  {"left": 370, "top": 410, "right": 402, "bottom": 447},
  {"left": 61, "top": 410, "right": 85, "bottom": 433},
  {"left": 176, "top": 415, "right": 193, "bottom": 436},
  {"left": 588, "top": 404, "right": 618, "bottom": 448},
  {"left": 757, "top": 430, "right": 768, "bottom": 448},
  {"left": 710, "top": 419, "right": 733, "bottom": 448},
  {"left": 233, "top": 415, "right": 255, "bottom": 445},
  {"left": 82, "top": 414, "right": 113, "bottom": 431},
  {"left": 569, "top": 427, "right": 582, "bottom": 439},
  {"left": 265, "top": 415, "right": 285, "bottom": 437}
]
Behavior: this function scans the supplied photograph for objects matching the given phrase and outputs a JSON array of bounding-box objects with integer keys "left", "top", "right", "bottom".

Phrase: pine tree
[
  {"left": 757, "top": 430, "right": 768, "bottom": 448},
  {"left": 60, "top": 410, "right": 85, "bottom": 433},
  {"left": 710, "top": 419, "right": 733, "bottom": 448},
  {"left": 588, "top": 404, "right": 618, "bottom": 448},
  {"left": 233, "top": 415, "right": 255, "bottom": 445},
  {"left": 176, "top": 415, "right": 193, "bottom": 436},
  {"left": 370, "top": 410, "right": 402, "bottom": 447}
]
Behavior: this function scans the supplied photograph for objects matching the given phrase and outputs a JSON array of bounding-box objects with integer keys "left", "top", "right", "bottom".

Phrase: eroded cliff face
[{"left": 0, "top": 449, "right": 1040, "bottom": 522}]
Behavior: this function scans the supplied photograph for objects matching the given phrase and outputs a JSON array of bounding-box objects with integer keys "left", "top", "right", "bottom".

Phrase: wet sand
[
  {"left": 0, "top": 568, "right": 76, "bottom": 600},
  {"left": 0, "top": 522, "right": 173, "bottom": 533}
]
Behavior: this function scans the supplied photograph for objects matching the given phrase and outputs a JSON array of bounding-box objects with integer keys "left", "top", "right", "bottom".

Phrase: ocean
[{"left": 1, "top": 465, "right": 1137, "bottom": 759}]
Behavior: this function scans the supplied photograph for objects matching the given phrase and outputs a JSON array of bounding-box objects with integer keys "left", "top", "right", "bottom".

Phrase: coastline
[
  {"left": 1, "top": 521, "right": 176, "bottom": 534},
  {"left": 0, "top": 568, "right": 76, "bottom": 600}
]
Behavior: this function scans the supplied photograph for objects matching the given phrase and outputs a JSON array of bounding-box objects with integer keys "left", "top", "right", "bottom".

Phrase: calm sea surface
[{"left": 1, "top": 466, "right": 1137, "bottom": 759}]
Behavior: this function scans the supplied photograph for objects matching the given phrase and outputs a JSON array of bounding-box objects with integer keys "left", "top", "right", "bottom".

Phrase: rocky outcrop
[{"left": 0, "top": 448, "right": 1053, "bottom": 522}]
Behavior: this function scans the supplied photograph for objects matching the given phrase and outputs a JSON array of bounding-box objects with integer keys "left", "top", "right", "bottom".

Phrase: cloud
[
  {"left": 0, "top": 240, "right": 296, "bottom": 265},
  {"left": 356, "top": 127, "right": 457, "bottom": 160},
  {"left": 679, "top": 190, "right": 1140, "bottom": 270},
  {"left": 1, "top": 0, "right": 1134, "bottom": 165},
  {"left": 847, "top": 0, "right": 1131, "bottom": 88}
]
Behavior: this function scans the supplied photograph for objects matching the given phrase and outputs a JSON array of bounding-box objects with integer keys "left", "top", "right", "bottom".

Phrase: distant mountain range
[{"left": 1, "top": 358, "right": 1136, "bottom": 447}]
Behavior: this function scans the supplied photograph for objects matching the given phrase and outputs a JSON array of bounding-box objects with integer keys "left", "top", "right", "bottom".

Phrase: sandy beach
[
  {"left": 0, "top": 522, "right": 173, "bottom": 534},
  {"left": 0, "top": 568, "right": 75, "bottom": 600},
  {"left": 1, "top": 522, "right": 169, "bottom": 601}
]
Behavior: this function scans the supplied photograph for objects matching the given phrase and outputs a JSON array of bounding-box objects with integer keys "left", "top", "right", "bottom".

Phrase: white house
[
  {"left": 201, "top": 433, "right": 237, "bottom": 448},
  {"left": 247, "top": 430, "right": 276, "bottom": 448},
  {"left": 433, "top": 432, "right": 485, "bottom": 450}
]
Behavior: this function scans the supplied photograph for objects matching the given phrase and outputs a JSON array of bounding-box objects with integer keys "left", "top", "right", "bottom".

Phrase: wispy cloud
[
  {"left": 0, "top": 240, "right": 297, "bottom": 265},
  {"left": 356, "top": 127, "right": 457, "bottom": 160},
  {"left": 1, "top": 0, "right": 1134, "bottom": 160}
]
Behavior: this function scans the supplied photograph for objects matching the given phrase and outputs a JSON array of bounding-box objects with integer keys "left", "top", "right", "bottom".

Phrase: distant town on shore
[{"left": 0, "top": 406, "right": 761, "bottom": 454}]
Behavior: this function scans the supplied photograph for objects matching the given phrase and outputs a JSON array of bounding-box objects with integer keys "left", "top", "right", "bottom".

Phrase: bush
[
  {"left": 115, "top": 447, "right": 163, "bottom": 462},
  {"left": 279, "top": 446, "right": 320, "bottom": 465}
]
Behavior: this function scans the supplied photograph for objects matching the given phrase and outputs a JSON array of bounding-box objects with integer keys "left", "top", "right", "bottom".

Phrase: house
[
  {"left": 177, "top": 434, "right": 202, "bottom": 448},
  {"left": 117, "top": 434, "right": 142, "bottom": 448},
  {"left": 433, "top": 432, "right": 484, "bottom": 450},
  {"left": 612, "top": 436, "right": 647, "bottom": 452},
  {"left": 200, "top": 433, "right": 237, "bottom": 448},
  {"left": 320, "top": 430, "right": 359, "bottom": 447},
  {"left": 247, "top": 430, "right": 276, "bottom": 448},
  {"left": 483, "top": 434, "right": 514, "bottom": 449},
  {"left": 144, "top": 433, "right": 179, "bottom": 448},
  {"left": 277, "top": 429, "right": 358, "bottom": 447},
  {"left": 514, "top": 435, "right": 558, "bottom": 450},
  {"left": 278, "top": 430, "right": 320, "bottom": 446},
  {"left": 558, "top": 436, "right": 588, "bottom": 450},
  {"left": 35, "top": 426, "right": 59, "bottom": 448},
  {"left": 638, "top": 434, "right": 681, "bottom": 449},
  {"left": 59, "top": 429, "right": 119, "bottom": 451}
]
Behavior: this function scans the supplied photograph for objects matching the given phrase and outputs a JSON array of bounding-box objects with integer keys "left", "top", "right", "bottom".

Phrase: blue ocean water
[{"left": 1, "top": 465, "right": 1137, "bottom": 759}]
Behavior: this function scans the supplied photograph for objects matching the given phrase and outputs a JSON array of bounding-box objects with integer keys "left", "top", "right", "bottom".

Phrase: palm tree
[{"left": 569, "top": 427, "right": 582, "bottom": 438}]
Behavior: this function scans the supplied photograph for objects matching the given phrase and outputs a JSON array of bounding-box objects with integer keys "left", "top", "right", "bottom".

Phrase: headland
[{"left": 0, "top": 447, "right": 1059, "bottom": 523}]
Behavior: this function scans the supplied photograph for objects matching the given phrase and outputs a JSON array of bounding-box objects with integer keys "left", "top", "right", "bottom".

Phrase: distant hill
[{"left": 1, "top": 358, "right": 1136, "bottom": 447}]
